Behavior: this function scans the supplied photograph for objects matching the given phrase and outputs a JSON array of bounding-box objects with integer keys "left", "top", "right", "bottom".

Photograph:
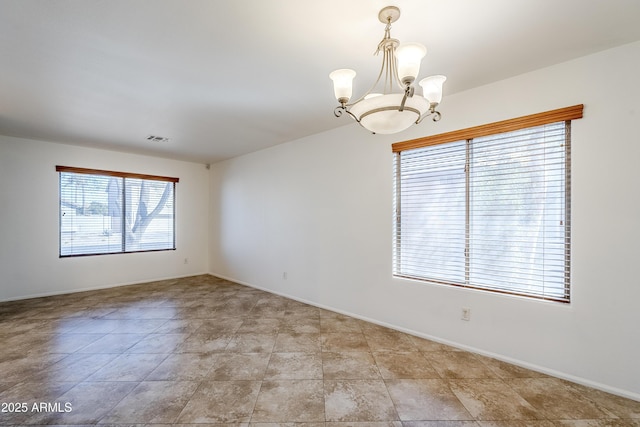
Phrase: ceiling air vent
[{"left": 146, "top": 135, "right": 170, "bottom": 143}]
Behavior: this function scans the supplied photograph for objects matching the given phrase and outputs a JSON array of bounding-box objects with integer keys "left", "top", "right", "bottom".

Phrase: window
[
  {"left": 392, "top": 105, "right": 583, "bottom": 302},
  {"left": 57, "top": 166, "right": 178, "bottom": 257}
]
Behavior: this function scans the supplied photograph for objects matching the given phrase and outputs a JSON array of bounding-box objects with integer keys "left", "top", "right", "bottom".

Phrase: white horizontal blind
[
  {"left": 60, "top": 174, "right": 124, "bottom": 255},
  {"left": 59, "top": 168, "right": 176, "bottom": 257},
  {"left": 124, "top": 178, "right": 175, "bottom": 252},
  {"left": 394, "top": 140, "right": 467, "bottom": 284},
  {"left": 394, "top": 121, "right": 571, "bottom": 302}
]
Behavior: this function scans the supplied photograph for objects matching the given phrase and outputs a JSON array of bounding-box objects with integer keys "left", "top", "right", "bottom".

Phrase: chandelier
[{"left": 330, "top": 6, "right": 446, "bottom": 135}]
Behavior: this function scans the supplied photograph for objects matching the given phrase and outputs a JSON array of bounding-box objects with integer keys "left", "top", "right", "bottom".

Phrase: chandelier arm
[
  {"left": 334, "top": 106, "right": 361, "bottom": 124},
  {"left": 399, "top": 85, "right": 414, "bottom": 112},
  {"left": 346, "top": 20, "right": 400, "bottom": 105},
  {"left": 343, "top": 108, "right": 361, "bottom": 123},
  {"left": 389, "top": 46, "right": 404, "bottom": 91},
  {"left": 415, "top": 106, "right": 442, "bottom": 124},
  {"left": 399, "top": 92, "right": 407, "bottom": 112},
  {"left": 346, "top": 58, "right": 387, "bottom": 106},
  {"left": 385, "top": 48, "right": 392, "bottom": 94},
  {"left": 415, "top": 112, "right": 428, "bottom": 125}
]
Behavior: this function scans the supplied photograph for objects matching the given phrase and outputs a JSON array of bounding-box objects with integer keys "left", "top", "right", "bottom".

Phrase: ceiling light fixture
[{"left": 330, "top": 6, "right": 446, "bottom": 134}]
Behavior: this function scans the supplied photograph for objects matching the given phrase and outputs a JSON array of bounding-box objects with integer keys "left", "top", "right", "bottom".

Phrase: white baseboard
[{"left": 0, "top": 272, "right": 209, "bottom": 302}]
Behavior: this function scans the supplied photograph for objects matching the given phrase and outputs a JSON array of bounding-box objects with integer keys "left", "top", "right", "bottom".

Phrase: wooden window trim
[
  {"left": 56, "top": 166, "right": 179, "bottom": 183},
  {"left": 391, "top": 104, "right": 583, "bottom": 153}
]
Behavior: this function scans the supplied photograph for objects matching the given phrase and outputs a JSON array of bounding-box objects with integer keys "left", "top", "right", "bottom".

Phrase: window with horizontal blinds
[
  {"left": 57, "top": 166, "right": 178, "bottom": 257},
  {"left": 393, "top": 105, "right": 582, "bottom": 303}
]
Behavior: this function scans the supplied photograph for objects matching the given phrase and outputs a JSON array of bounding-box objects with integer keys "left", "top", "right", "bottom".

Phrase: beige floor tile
[
  {"left": 0, "top": 318, "right": 57, "bottom": 334},
  {"left": 265, "top": 352, "right": 323, "bottom": 380},
  {"left": 177, "top": 332, "right": 233, "bottom": 353},
  {"left": 28, "top": 381, "right": 137, "bottom": 425},
  {"left": 102, "top": 306, "right": 178, "bottom": 320},
  {"left": 127, "top": 333, "right": 189, "bottom": 353},
  {"left": 448, "top": 378, "right": 544, "bottom": 421},
  {"left": 249, "top": 303, "right": 287, "bottom": 318},
  {"left": 107, "top": 318, "right": 169, "bottom": 333},
  {"left": 273, "top": 332, "right": 322, "bottom": 352},
  {"left": 404, "top": 422, "right": 481, "bottom": 427},
  {"left": 0, "top": 352, "right": 68, "bottom": 382},
  {"left": 0, "top": 381, "right": 76, "bottom": 425},
  {"left": 284, "top": 304, "right": 322, "bottom": 319},
  {"left": 238, "top": 317, "right": 283, "bottom": 334},
  {"left": 76, "top": 332, "right": 147, "bottom": 353},
  {"left": 0, "top": 382, "right": 15, "bottom": 393},
  {"left": 408, "top": 335, "right": 462, "bottom": 352},
  {"left": 364, "top": 331, "right": 417, "bottom": 352},
  {"left": 1, "top": 332, "right": 58, "bottom": 355},
  {"left": 27, "top": 352, "right": 118, "bottom": 382},
  {"left": 280, "top": 318, "right": 322, "bottom": 334},
  {"left": 177, "top": 380, "right": 261, "bottom": 423},
  {"left": 194, "top": 318, "right": 245, "bottom": 334},
  {"left": 86, "top": 352, "right": 168, "bottom": 381},
  {"left": 146, "top": 352, "right": 216, "bottom": 381},
  {"left": 326, "top": 423, "right": 403, "bottom": 427},
  {"left": 321, "top": 316, "right": 364, "bottom": 333},
  {"left": 152, "top": 318, "right": 204, "bottom": 334},
  {"left": 252, "top": 380, "right": 325, "bottom": 422},
  {"left": 100, "top": 380, "right": 199, "bottom": 424},
  {"left": 477, "top": 421, "right": 556, "bottom": 427},
  {"left": 474, "top": 355, "right": 549, "bottom": 379},
  {"left": 207, "top": 352, "right": 272, "bottom": 380},
  {"left": 424, "top": 351, "right": 499, "bottom": 379},
  {"left": 552, "top": 421, "right": 640, "bottom": 427},
  {"left": 385, "top": 379, "right": 473, "bottom": 421},
  {"left": 565, "top": 383, "right": 640, "bottom": 419},
  {"left": 324, "top": 379, "right": 399, "bottom": 422},
  {"left": 322, "top": 332, "right": 371, "bottom": 352},
  {"left": 508, "top": 378, "right": 618, "bottom": 420},
  {"left": 45, "top": 332, "right": 106, "bottom": 353},
  {"left": 225, "top": 332, "right": 277, "bottom": 353},
  {"left": 67, "top": 318, "right": 124, "bottom": 333},
  {"left": 322, "top": 351, "right": 382, "bottom": 380},
  {"left": 372, "top": 351, "right": 439, "bottom": 379}
]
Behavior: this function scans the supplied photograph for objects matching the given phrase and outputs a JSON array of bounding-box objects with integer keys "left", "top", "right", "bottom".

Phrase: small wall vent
[{"left": 146, "top": 135, "right": 170, "bottom": 143}]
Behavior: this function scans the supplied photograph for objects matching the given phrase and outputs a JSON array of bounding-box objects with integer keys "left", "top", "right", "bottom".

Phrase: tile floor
[{"left": 0, "top": 274, "right": 638, "bottom": 426}]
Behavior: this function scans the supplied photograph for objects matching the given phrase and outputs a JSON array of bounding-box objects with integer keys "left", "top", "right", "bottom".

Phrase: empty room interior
[{"left": 1, "top": 0, "right": 640, "bottom": 425}]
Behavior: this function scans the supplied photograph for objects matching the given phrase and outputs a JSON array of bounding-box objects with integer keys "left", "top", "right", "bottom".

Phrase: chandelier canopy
[{"left": 330, "top": 6, "right": 446, "bottom": 134}]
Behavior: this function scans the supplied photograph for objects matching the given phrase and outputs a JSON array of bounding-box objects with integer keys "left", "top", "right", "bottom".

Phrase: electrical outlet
[
  {"left": 461, "top": 307, "right": 471, "bottom": 321},
  {"left": 183, "top": 258, "right": 188, "bottom": 264},
  {"left": 282, "top": 272, "right": 288, "bottom": 280}
]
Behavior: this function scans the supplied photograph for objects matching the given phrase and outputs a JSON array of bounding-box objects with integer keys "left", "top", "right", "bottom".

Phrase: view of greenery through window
[{"left": 59, "top": 171, "right": 175, "bottom": 256}]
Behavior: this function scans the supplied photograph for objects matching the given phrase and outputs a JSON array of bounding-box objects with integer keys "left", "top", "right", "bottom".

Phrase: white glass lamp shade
[
  {"left": 419, "top": 75, "right": 447, "bottom": 104},
  {"left": 329, "top": 69, "right": 356, "bottom": 103},
  {"left": 349, "top": 93, "right": 430, "bottom": 134},
  {"left": 396, "top": 43, "right": 427, "bottom": 84}
]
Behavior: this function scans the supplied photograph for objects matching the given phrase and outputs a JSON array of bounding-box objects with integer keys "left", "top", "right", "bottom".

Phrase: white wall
[
  {"left": 0, "top": 136, "right": 209, "bottom": 301},
  {"left": 209, "top": 40, "right": 640, "bottom": 399}
]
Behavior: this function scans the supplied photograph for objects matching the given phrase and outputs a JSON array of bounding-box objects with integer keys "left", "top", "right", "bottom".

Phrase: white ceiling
[{"left": 2, "top": 0, "right": 640, "bottom": 164}]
